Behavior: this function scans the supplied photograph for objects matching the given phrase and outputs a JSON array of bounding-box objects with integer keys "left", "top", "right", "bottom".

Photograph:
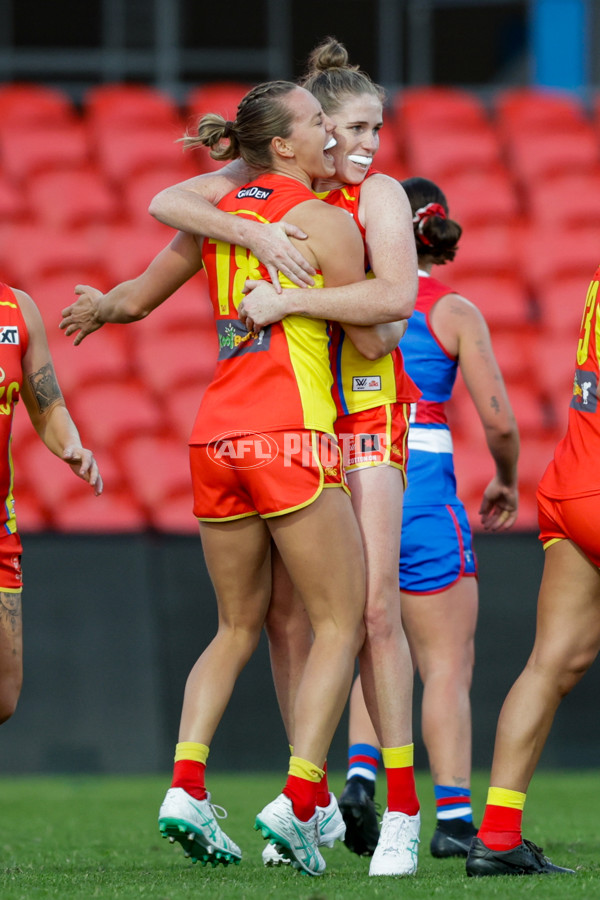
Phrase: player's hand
[
  {"left": 248, "top": 221, "right": 315, "bottom": 292},
  {"left": 479, "top": 479, "right": 518, "bottom": 532},
  {"left": 239, "top": 280, "right": 291, "bottom": 331},
  {"left": 62, "top": 445, "right": 103, "bottom": 496},
  {"left": 60, "top": 285, "right": 104, "bottom": 345}
]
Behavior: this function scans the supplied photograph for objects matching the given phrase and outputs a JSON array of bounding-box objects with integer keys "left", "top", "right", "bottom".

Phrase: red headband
[{"left": 413, "top": 202, "right": 447, "bottom": 247}]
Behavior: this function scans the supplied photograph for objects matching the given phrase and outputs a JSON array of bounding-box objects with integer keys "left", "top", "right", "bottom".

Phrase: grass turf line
[{"left": 0, "top": 770, "right": 598, "bottom": 899}]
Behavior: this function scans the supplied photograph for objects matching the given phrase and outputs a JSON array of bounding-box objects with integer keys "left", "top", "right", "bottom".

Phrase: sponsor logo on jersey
[
  {"left": 236, "top": 186, "right": 274, "bottom": 201},
  {"left": 571, "top": 369, "right": 598, "bottom": 413},
  {"left": 352, "top": 375, "right": 381, "bottom": 391},
  {"left": 216, "top": 319, "right": 271, "bottom": 360},
  {"left": 0, "top": 327, "right": 19, "bottom": 345}
]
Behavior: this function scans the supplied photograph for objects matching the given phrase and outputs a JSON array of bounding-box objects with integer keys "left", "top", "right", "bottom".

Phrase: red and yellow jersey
[
  {"left": 315, "top": 174, "right": 420, "bottom": 416},
  {"left": 0, "top": 284, "right": 28, "bottom": 535},
  {"left": 539, "top": 265, "right": 600, "bottom": 499},
  {"left": 190, "top": 173, "right": 336, "bottom": 443}
]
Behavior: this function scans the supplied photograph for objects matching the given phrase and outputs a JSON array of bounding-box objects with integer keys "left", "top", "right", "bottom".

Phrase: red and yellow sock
[
  {"left": 171, "top": 741, "right": 209, "bottom": 801},
  {"left": 382, "top": 744, "right": 420, "bottom": 816},
  {"left": 283, "top": 756, "right": 325, "bottom": 822},
  {"left": 477, "top": 786, "right": 526, "bottom": 851},
  {"left": 315, "top": 760, "right": 330, "bottom": 808}
]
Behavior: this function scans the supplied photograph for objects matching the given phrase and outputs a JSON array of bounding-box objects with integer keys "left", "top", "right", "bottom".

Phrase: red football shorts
[
  {"left": 537, "top": 485, "right": 600, "bottom": 568},
  {"left": 335, "top": 402, "right": 410, "bottom": 479},
  {"left": 0, "top": 531, "right": 23, "bottom": 592},
  {"left": 190, "top": 429, "right": 349, "bottom": 521}
]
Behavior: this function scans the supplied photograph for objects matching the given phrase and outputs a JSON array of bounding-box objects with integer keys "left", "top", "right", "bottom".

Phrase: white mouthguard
[
  {"left": 324, "top": 136, "right": 337, "bottom": 151},
  {"left": 348, "top": 154, "right": 373, "bottom": 166}
]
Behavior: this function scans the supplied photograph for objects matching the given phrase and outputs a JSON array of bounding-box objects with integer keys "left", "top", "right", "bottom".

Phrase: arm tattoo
[
  {"left": 490, "top": 395, "right": 500, "bottom": 414},
  {"left": 0, "top": 592, "right": 21, "bottom": 634},
  {"left": 28, "top": 363, "right": 62, "bottom": 413}
]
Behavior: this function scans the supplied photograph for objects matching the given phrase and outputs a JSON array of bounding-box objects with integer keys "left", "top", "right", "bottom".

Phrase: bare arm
[
  {"left": 16, "top": 290, "right": 102, "bottom": 494},
  {"left": 149, "top": 161, "right": 316, "bottom": 288},
  {"left": 60, "top": 232, "right": 203, "bottom": 344},
  {"left": 239, "top": 174, "right": 418, "bottom": 327},
  {"left": 433, "top": 294, "right": 519, "bottom": 531}
]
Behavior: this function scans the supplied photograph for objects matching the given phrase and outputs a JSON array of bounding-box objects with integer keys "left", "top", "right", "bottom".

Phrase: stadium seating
[
  {"left": 495, "top": 86, "right": 590, "bottom": 138},
  {"left": 441, "top": 168, "right": 522, "bottom": 228},
  {"left": 83, "top": 83, "right": 182, "bottom": 132},
  {"left": 393, "top": 86, "right": 490, "bottom": 137},
  {"left": 2, "top": 79, "right": 597, "bottom": 533},
  {"left": 0, "top": 121, "right": 91, "bottom": 183},
  {"left": 0, "top": 83, "right": 76, "bottom": 128},
  {"left": 26, "top": 167, "right": 121, "bottom": 231},
  {"left": 185, "top": 82, "right": 252, "bottom": 122},
  {"left": 93, "top": 123, "right": 192, "bottom": 186}
]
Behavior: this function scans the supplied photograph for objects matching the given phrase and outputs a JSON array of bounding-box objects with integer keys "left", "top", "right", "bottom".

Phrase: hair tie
[
  {"left": 413, "top": 202, "right": 447, "bottom": 247},
  {"left": 223, "top": 120, "right": 234, "bottom": 138}
]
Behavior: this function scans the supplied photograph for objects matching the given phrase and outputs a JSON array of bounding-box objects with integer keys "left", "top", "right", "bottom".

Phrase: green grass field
[{"left": 1, "top": 770, "right": 599, "bottom": 899}]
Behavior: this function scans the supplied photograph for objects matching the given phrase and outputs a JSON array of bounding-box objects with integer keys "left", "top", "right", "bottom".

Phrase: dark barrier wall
[{"left": 1, "top": 531, "right": 598, "bottom": 774}]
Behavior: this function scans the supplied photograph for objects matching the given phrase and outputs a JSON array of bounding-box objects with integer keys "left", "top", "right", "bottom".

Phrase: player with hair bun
[{"left": 339, "top": 176, "right": 520, "bottom": 862}]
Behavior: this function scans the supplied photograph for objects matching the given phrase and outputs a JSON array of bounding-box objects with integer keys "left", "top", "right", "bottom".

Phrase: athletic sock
[
  {"left": 171, "top": 741, "right": 209, "bottom": 801},
  {"left": 382, "top": 744, "right": 420, "bottom": 816},
  {"left": 315, "top": 760, "right": 330, "bottom": 808},
  {"left": 346, "top": 742, "right": 381, "bottom": 792},
  {"left": 283, "top": 756, "right": 325, "bottom": 822},
  {"left": 477, "top": 786, "right": 526, "bottom": 851},
  {"left": 434, "top": 784, "right": 473, "bottom": 824}
]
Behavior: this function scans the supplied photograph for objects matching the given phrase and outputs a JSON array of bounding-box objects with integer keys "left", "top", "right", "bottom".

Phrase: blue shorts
[{"left": 400, "top": 503, "right": 477, "bottom": 594}]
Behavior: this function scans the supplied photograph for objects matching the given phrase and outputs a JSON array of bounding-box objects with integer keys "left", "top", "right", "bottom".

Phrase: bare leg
[
  {"left": 0, "top": 590, "right": 23, "bottom": 723},
  {"left": 264, "top": 547, "right": 312, "bottom": 745},
  {"left": 348, "top": 466, "right": 412, "bottom": 749},
  {"left": 178, "top": 517, "right": 272, "bottom": 743},
  {"left": 490, "top": 539, "right": 600, "bottom": 793},
  {"left": 348, "top": 673, "right": 379, "bottom": 746},
  {"left": 268, "top": 488, "right": 365, "bottom": 767},
  {"left": 401, "top": 578, "right": 477, "bottom": 787}
]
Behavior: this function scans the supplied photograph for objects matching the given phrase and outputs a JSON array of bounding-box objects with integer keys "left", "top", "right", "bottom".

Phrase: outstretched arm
[
  {"left": 16, "top": 289, "right": 103, "bottom": 495},
  {"left": 149, "top": 161, "right": 316, "bottom": 289},
  {"left": 438, "top": 294, "right": 519, "bottom": 531},
  {"left": 60, "top": 232, "right": 204, "bottom": 344}
]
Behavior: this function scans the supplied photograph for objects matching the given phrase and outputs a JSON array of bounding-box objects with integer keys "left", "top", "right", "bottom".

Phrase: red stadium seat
[
  {"left": 52, "top": 487, "right": 148, "bottom": 533},
  {"left": 441, "top": 168, "right": 522, "bottom": 228},
  {"left": 526, "top": 172, "right": 600, "bottom": 231},
  {"left": 117, "top": 433, "right": 192, "bottom": 514},
  {"left": 443, "top": 223, "right": 520, "bottom": 281},
  {"left": 393, "top": 86, "right": 490, "bottom": 138},
  {"left": 495, "top": 87, "right": 590, "bottom": 138},
  {"left": 186, "top": 82, "right": 253, "bottom": 123},
  {"left": 83, "top": 83, "right": 182, "bottom": 132},
  {"left": 26, "top": 167, "right": 121, "bottom": 230},
  {"left": 0, "top": 225, "right": 108, "bottom": 287},
  {"left": 448, "top": 273, "right": 534, "bottom": 333},
  {"left": 47, "top": 327, "right": 132, "bottom": 396},
  {"left": 93, "top": 123, "right": 192, "bottom": 186},
  {"left": 522, "top": 228, "right": 600, "bottom": 293},
  {"left": 404, "top": 125, "right": 503, "bottom": 182},
  {"left": 97, "top": 224, "right": 177, "bottom": 285},
  {"left": 165, "top": 381, "right": 205, "bottom": 443},
  {"left": 534, "top": 274, "right": 590, "bottom": 339},
  {"left": 488, "top": 331, "right": 537, "bottom": 388},
  {"left": 0, "top": 83, "right": 76, "bottom": 129},
  {"left": 0, "top": 122, "right": 91, "bottom": 183},
  {"left": 0, "top": 173, "right": 29, "bottom": 223},
  {"left": 132, "top": 327, "right": 218, "bottom": 396},
  {"left": 13, "top": 485, "right": 52, "bottom": 532},
  {"left": 66, "top": 377, "right": 164, "bottom": 451},
  {"left": 505, "top": 128, "right": 600, "bottom": 185},
  {"left": 123, "top": 164, "right": 199, "bottom": 226}
]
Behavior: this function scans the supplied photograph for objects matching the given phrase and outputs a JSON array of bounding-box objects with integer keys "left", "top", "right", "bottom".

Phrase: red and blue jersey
[{"left": 403, "top": 272, "right": 459, "bottom": 506}]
